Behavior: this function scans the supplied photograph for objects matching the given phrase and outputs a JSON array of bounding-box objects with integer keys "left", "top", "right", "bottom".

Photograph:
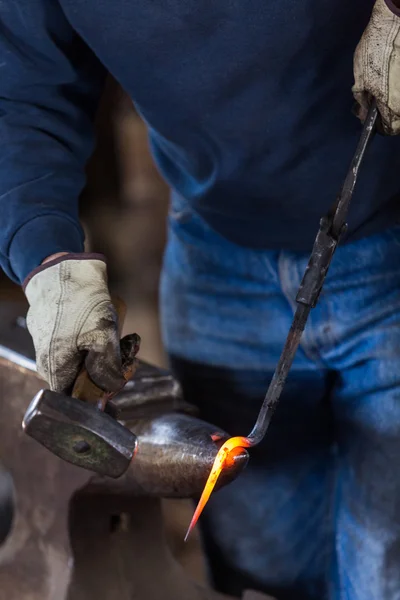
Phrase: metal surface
[
  {"left": 23, "top": 389, "right": 138, "bottom": 478},
  {"left": 246, "top": 102, "right": 378, "bottom": 446},
  {"left": 107, "top": 360, "right": 196, "bottom": 420},
  {"left": 0, "top": 343, "right": 36, "bottom": 373},
  {"left": 0, "top": 344, "right": 253, "bottom": 599},
  {"left": 0, "top": 352, "right": 88, "bottom": 599}
]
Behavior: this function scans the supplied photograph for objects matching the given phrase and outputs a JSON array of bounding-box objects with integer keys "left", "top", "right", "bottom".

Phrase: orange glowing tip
[{"left": 184, "top": 436, "right": 251, "bottom": 542}]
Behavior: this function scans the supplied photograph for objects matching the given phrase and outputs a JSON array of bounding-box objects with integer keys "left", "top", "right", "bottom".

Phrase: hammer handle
[{"left": 71, "top": 296, "right": 130, "bottom": 407}]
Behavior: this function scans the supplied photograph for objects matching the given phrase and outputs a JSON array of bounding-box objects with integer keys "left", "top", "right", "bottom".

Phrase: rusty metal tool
[
  {"left": 22, "top": 385, "right": 138, "bottom": 478},
  {"left": 22, "top": 298, "right": 141, "bottom": 478},
  {"left": 246, "top": 101, "right": 379, "bottom": 445},
  {"left": 185, "top": 101, "right": 379, "bottom": 539}
]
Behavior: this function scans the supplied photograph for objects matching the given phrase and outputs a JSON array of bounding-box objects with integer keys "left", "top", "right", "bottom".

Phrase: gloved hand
[
  {"left": 24, "top": 253, "right": 127, "bottom": 393},
  {"left": 353, "top": 0, "right": 400, "bottom": 134}
]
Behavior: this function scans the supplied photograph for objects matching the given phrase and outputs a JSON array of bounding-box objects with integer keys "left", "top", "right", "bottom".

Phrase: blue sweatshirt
[{"left": 1, "top": 0, "right": 400, "bottom": 284}]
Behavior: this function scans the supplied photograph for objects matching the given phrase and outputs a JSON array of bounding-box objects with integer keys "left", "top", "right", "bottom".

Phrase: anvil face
[{"left": 124, "top": 412, "right": 249, "bottom": 497}]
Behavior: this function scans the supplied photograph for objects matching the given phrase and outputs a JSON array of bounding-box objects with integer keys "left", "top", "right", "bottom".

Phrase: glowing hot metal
[{"left": 184, "top": 436, "right": 251, "bottom": 541}]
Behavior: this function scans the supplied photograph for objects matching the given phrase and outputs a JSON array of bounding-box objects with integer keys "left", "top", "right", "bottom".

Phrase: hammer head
[{"left": 22, "top": 390, "right": 137, "bottom": 478}]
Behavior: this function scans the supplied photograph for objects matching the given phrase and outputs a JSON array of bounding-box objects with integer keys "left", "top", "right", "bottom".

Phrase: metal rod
[
  {"left": 0, "top": 344, "right": 36, "bottom": 373},
  {"left": 246, "top": 101, "right": 379, "bottom": 447},
  {"left": 247, "top": 303, "right": 310, "bottom": 444},
  {"left": 330, "top": 101, "right": 379, "bottom": 238}
]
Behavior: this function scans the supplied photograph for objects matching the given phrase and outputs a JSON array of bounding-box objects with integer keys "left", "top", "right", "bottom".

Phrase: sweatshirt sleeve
[{"left": 0, "top": 0, "right": 107, "bottom": 283}]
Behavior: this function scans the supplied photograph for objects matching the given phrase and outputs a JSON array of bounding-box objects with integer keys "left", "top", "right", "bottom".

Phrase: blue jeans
[{"left": 160, "top": 193, "right": 400, "bottom": 600}]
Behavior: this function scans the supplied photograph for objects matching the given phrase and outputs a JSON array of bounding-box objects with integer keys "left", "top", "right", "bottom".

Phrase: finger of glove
[
  {"left": 352, "top": 93, "right": 369, "bottom": 123},
  {"left": 36, "top": 346, "right": 84, "bottom": 394},
  {"left": 353, "top": 89, "right": 400, "bottom": 134},
  {"left": 371, "top": 100, "right": 400, "bottom": 135},
  {"left": 26, "top": 309, "right": 84, "bottom": 393}
]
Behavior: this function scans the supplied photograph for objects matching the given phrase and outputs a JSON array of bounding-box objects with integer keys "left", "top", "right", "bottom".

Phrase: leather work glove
[
  {"left": 24, "top": 253, "right": 128, "bottom": 393},
  {"left": 353, "top": 0, "right": 400, "bottom": 135}
]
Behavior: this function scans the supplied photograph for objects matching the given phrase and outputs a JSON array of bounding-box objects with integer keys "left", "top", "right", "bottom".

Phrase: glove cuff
[
  {"left": 22, "top": 252, "right": 106, "bottom": 291},
  {"left": 385, "top": 0, "right": 400, "bottom": 17}
]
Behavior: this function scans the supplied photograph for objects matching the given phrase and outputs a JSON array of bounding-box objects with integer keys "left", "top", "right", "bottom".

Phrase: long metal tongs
[
  {"left": 248, "top": 100, "right": 379, "bottom": 445},
  {"left": 184, "top": 102, "right": 379, "bottom": 540}
]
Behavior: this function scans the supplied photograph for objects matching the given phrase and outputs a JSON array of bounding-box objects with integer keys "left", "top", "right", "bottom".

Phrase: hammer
[
  {"left": 22, "top": 298, "right": 141, "bottom": 478},
  {"left": 21, "top": 301, "right": 249, "bottom": 488}
]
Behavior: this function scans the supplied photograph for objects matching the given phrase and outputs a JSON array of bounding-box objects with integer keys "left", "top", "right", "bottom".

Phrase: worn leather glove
[
  {"left": 24, "top": 253, "right": 127, "bottom": 393},
  {"left": 353, "top": 0, "right": 400, "bottom": 134}
]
